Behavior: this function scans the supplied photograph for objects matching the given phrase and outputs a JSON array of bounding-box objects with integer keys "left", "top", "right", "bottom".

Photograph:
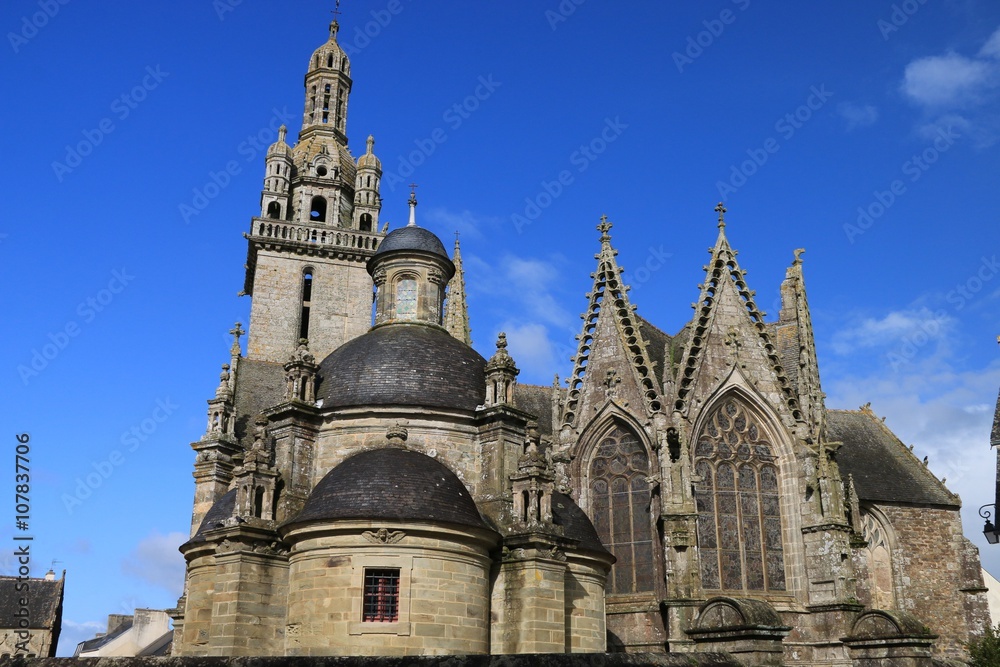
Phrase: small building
[
  {"left": 74, "top": 608, "right": 172, "bottom": 657},
  {"left": 0, "top": 569, "right": 65, "bottom": 657}
]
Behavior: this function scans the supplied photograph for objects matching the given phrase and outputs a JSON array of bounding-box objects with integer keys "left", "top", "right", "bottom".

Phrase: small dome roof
[
  {"left": 286, "top": 448, "right": 491, "bottom": 531},
  {"left": 357, "top": 135, "right": 382, "bottom": 171},
  {"left": 309, "top": 22, "right": 349, "bottom": 72},
  {"left": 318, "top": 324, "right": 486, "bottom": 411},
  {"left": 185, "top": 489, "right": 237, "bottom": 545},
  {"left": 551, "top": 492, "right": 614, "bottom": 556},
  {"left": 372, "top": 226, "right": 450, "bottom": 261}
]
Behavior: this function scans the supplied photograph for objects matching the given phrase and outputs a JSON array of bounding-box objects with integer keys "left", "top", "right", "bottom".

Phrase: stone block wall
[
  {"left": 284, "top": 524, "right": 494, "bottom": 656},
  {"left": 877, "top": 503, "right": 989, "bottom": 661},
  {"left": 247, "top": 250, "right": 373, "bottom": 364}
]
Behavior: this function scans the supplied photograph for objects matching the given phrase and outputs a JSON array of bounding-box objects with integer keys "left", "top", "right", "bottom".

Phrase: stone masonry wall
[
  {"left": 247, "top": 250, "right": 373, "bottom": 364},
  {"left": 11, "top": 653, "right": 743, "bottom": 667},
  {"left": 877, "top": 503, "right": 989, "bottom": 662},
  {"left": 284, "top": 527, "right": 493, "bottom": 656}
]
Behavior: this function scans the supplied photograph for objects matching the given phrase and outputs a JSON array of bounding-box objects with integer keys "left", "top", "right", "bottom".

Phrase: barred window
[
  {"left": 362, "top": 568, "right": 400, "bottom": 622},
  {"left": 589, "top": 426, "right": 656, "bottom": 595},
  {"left": 694, "top": 398, "right": 786, "bottom": 592}
]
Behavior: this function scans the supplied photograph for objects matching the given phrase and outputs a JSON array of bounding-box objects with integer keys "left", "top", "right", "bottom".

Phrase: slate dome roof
[
  {"left": 317, "top": 323, "right": 486, "bottom": 411},
  {"left": 551, "top": 492, "right": 613, "bottom": 556},
  {"left": 372, "top": 226, "right": 450, "bottom": 260},
  {"left": 286, "top": 447, "right": 491, "bottom": 530},
  {"left": 186, "top": 488, "right": 237, "bottom": 545}
]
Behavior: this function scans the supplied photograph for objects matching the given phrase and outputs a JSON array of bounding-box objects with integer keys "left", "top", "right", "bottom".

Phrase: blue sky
[{"left": 2, "top": 0, "right": 1000, "bottom": 655}]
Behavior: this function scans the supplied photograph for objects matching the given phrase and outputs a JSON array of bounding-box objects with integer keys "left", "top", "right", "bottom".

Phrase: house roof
[
  {"left": 828, "top": 408, "right": 959, "bottom": 508},
  {"left": 0, "top": 575, "right": 63, "bottom": 630}
]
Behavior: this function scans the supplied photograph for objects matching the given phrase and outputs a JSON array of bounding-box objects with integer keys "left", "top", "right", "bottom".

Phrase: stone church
[{"left": 171, "top": 16, "right": 990, "bottom": 665}]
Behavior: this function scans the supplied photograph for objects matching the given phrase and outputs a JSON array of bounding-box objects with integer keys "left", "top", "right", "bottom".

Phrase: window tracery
[
  {"left": 694, "top": 398, "right": 786, "bottom": 592},
  {"left": 588, "top": 425, "right": 656, "bottom": 595}
]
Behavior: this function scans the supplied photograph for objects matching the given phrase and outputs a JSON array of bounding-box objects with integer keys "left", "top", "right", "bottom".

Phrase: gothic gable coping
[
  {"left": 561, "top": 218, "right": 665, "bottom": 432},
  {"left": 673, "top": 217, "right": 802, "bottom": 426}
]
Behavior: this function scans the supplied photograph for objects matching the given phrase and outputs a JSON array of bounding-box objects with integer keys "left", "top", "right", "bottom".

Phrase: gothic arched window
[
  {"left": 694, "top": 398, "right": 786, "bottom": 592},
  {"left": 861, "top": 511, "right": 895, "bottom": 609},
  {"left": 589, "top": 426, "right": 656, "bottom": 595}
]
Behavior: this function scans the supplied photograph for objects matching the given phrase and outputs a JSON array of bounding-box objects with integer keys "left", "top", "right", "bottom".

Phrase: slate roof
[
  {"left": 636, "top": 315, "right": 671, "bottom": 386},
  {"left": 513, "top": 383, "right": 555, "bottom": 435},
  {"left": 75, "top": 619, "right": 133, "bottom": 654},
  {"left": 232, "top": 358, "right": 285, "bottom": 442},
  {"left": 0, "top": 575, "right": 63, "bottom": 631},
  {"left": 186, "top": 488, "right": 237, "bottom": 544},
  {"left": 827, "top": 409, "right": 959, "bottom": 508},
  {"left": 551, "top": 493, "right": 613, "bottom": 557},
  {"left": 317, "top": 323, "right": 487, "bottom": 411},
  {"left": 285, "top": 447, "right": 493, "bottom": 532},
  {"left": 373, "top": 226, "right": 451, "bottom": 262}
]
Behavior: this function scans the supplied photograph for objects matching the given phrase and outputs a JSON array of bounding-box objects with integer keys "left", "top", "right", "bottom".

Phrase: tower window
[
  {"left": 299, "top": 270, "right": 313, "bottom": 340},
  {"left": 327, "top": 54, "right": 333, "bottom": 68},
  {"left": 310, "top": 196, "right": 327, "bottom": 222},
  {"left": 266, "top": 201, "right": 282, "bottom": 219},
  {"left": 396, "top": 279, "right": 417, "bottom": 320},
  {"left": 362, "top": 569, "right": 400, "bottom": 622},
  {"left": 360, "top": 213, "right": 372, "bottom": 232}
]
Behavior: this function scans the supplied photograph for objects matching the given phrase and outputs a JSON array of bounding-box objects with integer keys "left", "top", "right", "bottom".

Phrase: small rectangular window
[{"left": 362, "top": 568, "right": 400, "bottom": 622}]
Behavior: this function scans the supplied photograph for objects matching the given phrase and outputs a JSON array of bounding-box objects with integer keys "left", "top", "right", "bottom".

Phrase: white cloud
[
  {"left": 901, "top": 52, "right": 994, "bottom": 108},
  {"left": 979, "top": 26, "right": 1000, "bottom": 60},
  {"left": 121, "top": 531, "right": 186, "bottom": 597},
  {"left": 837, "top": 101, "right": 879, "bottom": 130},
  {"left": 830, "top": 307, "right": 954, "bottom": 355},
  {"left": 422, "top": 206, "right": 498, "bottom": 241},
  {"left": 824, "top": 306, "right": 1000, "bottom": 576}
]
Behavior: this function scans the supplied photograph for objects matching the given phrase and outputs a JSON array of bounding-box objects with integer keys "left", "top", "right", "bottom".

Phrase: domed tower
[
  {"left": 302, "top": 18, "right": 351, "bottom": 140},
  {"left": 353, "top": 135, "right": 382, "bottom": 232},
  {"left": 260, "top": 125, "right": 293, "bottom": 220},
  {"left": 369, "top": 191, "right": 453, "bottom": 327},
  {"left": 243, "top": 18, "right": 385, "bottom": 365}
]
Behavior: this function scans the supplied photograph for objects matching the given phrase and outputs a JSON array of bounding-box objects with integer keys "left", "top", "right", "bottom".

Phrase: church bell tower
[{"left": 242, "top": 18, "right": 385, "bottom": 364}]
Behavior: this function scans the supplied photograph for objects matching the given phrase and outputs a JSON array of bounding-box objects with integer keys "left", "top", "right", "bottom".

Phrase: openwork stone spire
[
  {"left": 779, "top": 248, "right": 825, "bottom": 441},
  {"left": 560, "top": 215, "right": 663, "bottom": 431},
  {"left": 444, "top": 234, "right": 472, "bottom": 345},
  {"left": 673, "top": 204, "right": 802, "bottom": 422}
]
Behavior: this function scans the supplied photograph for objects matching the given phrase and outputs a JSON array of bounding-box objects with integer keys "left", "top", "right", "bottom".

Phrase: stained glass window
[
  {"left": 589, "top": 426, "right": 656, "bottom": 595},
  {"left": 694, "top": 399, "right": 786, "bottom": 592},
  {"left": 396, "top": 278, "right": 417, "bottom": 320}
]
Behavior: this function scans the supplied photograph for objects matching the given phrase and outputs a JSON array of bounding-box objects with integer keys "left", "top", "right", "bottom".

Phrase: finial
[
  {"left": 407, "top": 184, "right": 418, "bottom": 227},
  {"left": 597, "top": 214, "right": 612, "bottom": 243},
  {"left": 793, "top": 248, "right": 805, "bottom": 265},
  {"left": 330, "top": 1, "right": 341, "bottom": 38},
  {"left": 229, "top": 322, "right": 245, "bottom": 355},
  {"left": 496, "top": 332, "right": 508, "bottom": 350},
  {"left": 366, "top": 134, "right": 375, "bottom": 153},
  {"left": 278, "top": 125, "right": 287, "bottom": 143},
  {"left": 454, "top": 230, "right": 460, "bottom": 246},
  {"left": 715, "top": 202, "right": 727, "bottom": 229}
]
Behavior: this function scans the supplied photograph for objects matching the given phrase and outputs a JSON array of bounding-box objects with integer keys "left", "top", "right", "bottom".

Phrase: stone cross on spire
[
  {"left": 715, "top": 202, "right": 727, "bottom": 229},
  {"left": 330, "top": 0, "right": 342, "bottom": 36},
  {"left": 598, "top": 214, "right": 613, "bottom": 243},
  {"left": 229, "top": 322, "right": 245, "bottom": 356}
]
